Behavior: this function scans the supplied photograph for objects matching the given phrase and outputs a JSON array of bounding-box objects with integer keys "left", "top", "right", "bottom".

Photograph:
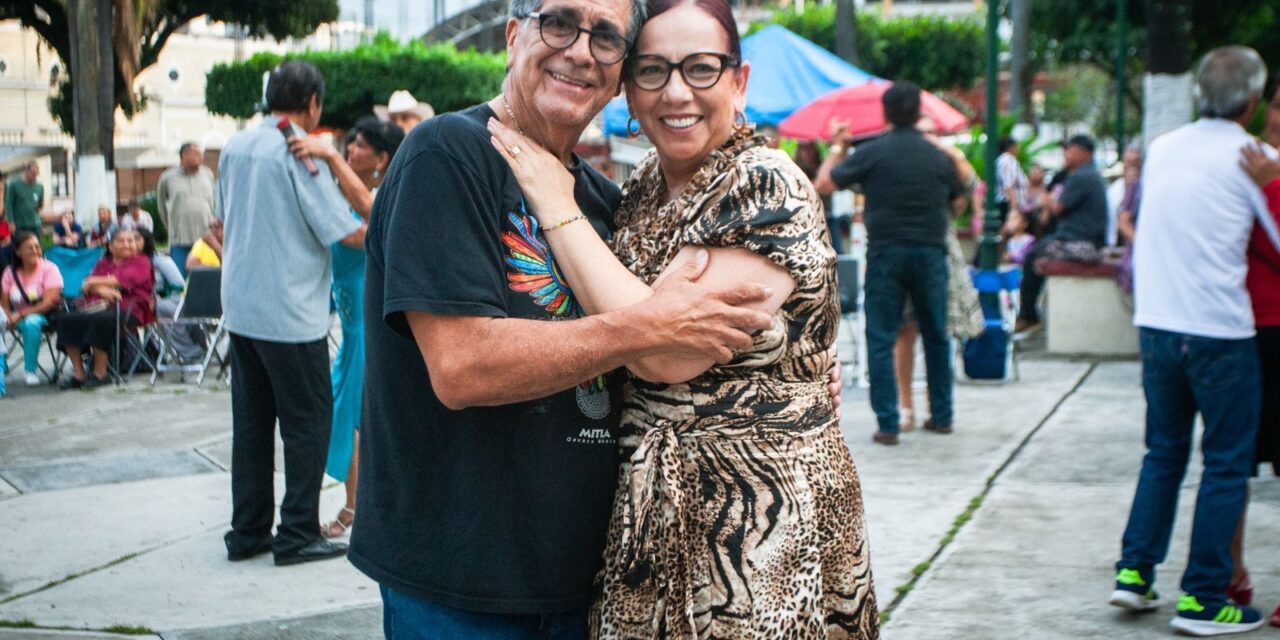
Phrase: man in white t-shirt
[{"left": 1110, "top": 46, "right": 1275, "bottom": 636}]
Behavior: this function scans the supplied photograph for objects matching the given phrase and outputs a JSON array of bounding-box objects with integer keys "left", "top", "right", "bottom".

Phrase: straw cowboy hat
[{"left": 374, "top": 90, "right": 435, "bottom": 121}]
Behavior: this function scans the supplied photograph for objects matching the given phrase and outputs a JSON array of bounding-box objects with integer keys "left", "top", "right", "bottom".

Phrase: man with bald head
[{"left": 1110, "top": 46, "right": 1276, "bottom": 636}]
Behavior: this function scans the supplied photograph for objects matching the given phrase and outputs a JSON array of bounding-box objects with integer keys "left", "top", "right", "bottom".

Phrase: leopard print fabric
[{"left": 590, "top": 132, "right": 880, "bottom": 639}]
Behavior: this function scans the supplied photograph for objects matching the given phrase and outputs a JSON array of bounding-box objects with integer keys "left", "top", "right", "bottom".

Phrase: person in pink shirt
[{"left": 0, "top": 230, "right": 64, "bottom": 387}]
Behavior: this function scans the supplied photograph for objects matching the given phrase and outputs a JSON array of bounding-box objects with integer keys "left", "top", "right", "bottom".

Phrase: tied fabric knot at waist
[{"left": 614, "top": 379, "right": 835, "bottom": 636}]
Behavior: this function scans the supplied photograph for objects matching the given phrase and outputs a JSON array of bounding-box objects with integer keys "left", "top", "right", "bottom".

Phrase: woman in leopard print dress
[{"left": 488, "top": 0, "right": 878, "bottom": 636}]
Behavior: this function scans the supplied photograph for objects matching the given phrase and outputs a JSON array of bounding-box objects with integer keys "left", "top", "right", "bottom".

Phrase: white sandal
[{"left": 322, "top": 506, "right": 355, "bottom": 538}]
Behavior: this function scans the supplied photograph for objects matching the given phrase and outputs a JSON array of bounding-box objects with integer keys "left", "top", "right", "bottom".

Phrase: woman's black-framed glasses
[
  {"left": 627, "top": 52, "right": 740, "bottom": 91},
  {"left": 519, "top": 11, "right": 631, "bottom": 65}
]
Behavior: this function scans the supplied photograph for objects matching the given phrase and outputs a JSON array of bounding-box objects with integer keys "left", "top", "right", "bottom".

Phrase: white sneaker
[{"left": 24, "top": 372, "right": 39, "bottom": 386}]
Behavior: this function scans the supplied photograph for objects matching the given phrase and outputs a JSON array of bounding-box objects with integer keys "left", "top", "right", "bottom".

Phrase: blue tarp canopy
[{"left": 602, "top": 24, "right": 876, "bottom": 136}]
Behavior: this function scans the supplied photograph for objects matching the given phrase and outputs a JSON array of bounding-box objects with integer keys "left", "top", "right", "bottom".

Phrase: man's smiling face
[{"left": 504, "top": 0, "right": 631, "bottom": 132}]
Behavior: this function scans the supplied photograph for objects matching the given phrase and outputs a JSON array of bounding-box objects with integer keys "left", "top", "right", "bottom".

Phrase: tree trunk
[
  {"left": 68, "top": 0, "right": 115, "bottom": 222},
  {"left": 1008, "top": 0, "right": 1031, "bottom": 124},
  {"left": 1142, "top": 0, "right": 1193, "bottom": 148},
  {"left": 835, "top": 0, "right": 858, "bottom": 65}
]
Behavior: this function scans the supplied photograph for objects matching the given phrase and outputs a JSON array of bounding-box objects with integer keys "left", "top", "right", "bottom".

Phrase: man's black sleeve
[
  {"left": 829, "top": 148, "right": 870, "bottom": 191},
  {"left": 376, "top": 140, "right": 509, "bottom": 340}
]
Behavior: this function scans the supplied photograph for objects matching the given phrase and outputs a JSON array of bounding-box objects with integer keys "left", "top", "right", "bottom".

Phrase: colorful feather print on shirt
[
  {"left": 501, "top": 207, "right": 613, "bottom": 422},
  {"left": 502, "top": 209, "right": 580, "bottom": 318}
]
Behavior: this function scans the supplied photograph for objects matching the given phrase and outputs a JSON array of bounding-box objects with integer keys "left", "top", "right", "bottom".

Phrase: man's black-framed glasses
[
  {"left": 627, "top": 52, "right": 740, "bottom": 91},
  {"left": 519, "top": 11, "right": 631, "bottom": 65}
]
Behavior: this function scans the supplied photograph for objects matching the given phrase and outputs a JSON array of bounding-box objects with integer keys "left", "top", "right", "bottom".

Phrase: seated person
[
  {"left": 186, "top": 218, "right": 222, "bottom": 271},
  {"left": 57, "top": 229, "right": 154, "bottom": 388},
  {"left": 52, "top": 211, "right": 84, "bottom": 248},
  {"left": 118, "top": 200, "right": 154, "bottom": 232},
  {"left": 0, "top": 230, "right": 64, "bottom": 386},
  {"left": 144, "top": 230, "right": 206, "bottom": 363},
  {"left": 1005, "top": 210, "right": 1036, "bottom": 265},
  {"left": 86, "top": 205, "right": 117, "bottom": 248},
  {"left": 140, "top": 230, "right": 184, "bottom": 299}
]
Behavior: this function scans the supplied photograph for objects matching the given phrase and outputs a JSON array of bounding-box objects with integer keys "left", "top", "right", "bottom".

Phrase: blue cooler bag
[{"left": 963, "top": 321, "right": 1008, "bottom": 380}]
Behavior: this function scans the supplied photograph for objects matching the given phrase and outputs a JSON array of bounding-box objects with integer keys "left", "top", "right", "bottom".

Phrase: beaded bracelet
[{"left": 544, "top": 215, "right": 587, "bottom": 232}]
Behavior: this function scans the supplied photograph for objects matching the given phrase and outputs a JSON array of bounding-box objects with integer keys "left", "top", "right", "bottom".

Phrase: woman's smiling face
[{"left": 624, "top": 3, "right": 749, "bottom": 177}]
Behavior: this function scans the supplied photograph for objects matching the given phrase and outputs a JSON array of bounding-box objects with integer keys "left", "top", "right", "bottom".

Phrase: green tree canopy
[
  {"left": 205, "top": 36, "right": 507, "bottom": 129},
  {"left": 747, "top": 8, "right": 985, "bottom": 91},
  {"left": 1031, "top": 0, "right": 1280, "bottom": 94},
  {"left": 2, "top": 0, "right": 340, "bottom": 134}
]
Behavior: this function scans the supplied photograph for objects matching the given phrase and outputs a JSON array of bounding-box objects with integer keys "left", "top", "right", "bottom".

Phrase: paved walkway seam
[{"left": 879, "top": 362, "right": 1098, "bottom": 622}]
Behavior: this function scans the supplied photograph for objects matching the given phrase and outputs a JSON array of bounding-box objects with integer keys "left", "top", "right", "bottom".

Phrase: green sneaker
[
  {"left": 1170, "top": 594, "right": 1264, "bottom": 636},
  {"left": 1110, "top": 568, "right": 1159, "bottom": 611}
]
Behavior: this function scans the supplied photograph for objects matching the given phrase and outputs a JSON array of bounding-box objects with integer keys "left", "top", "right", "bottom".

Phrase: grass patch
[
  {"left": 0, "top": 619, "right": 156, "bottom": 636},
  {"left": 103, "top": 624, "right": 158, "bottom": 635},
  {"left": 0, "top": 551, "right": 140, "bottom": 606}
]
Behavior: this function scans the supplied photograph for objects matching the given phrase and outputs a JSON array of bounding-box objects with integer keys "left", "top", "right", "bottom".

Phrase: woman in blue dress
[{"left": 289, "top": 116, "right": 405, "bottom": 537}]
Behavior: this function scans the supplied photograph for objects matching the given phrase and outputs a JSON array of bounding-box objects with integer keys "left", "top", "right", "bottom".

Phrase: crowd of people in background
[{"left": 2, "top": 5, "right": 1280, "bottom": 636}]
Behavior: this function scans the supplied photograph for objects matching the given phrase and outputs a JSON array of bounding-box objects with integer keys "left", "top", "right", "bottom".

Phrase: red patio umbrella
[{"left": 778, "top": 80, "right": 970, "bottom": 141}]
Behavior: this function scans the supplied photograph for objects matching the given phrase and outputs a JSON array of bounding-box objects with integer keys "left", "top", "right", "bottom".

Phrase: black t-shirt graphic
[{"left": 350, "top": 104, "right": 624, "bottom": 614}]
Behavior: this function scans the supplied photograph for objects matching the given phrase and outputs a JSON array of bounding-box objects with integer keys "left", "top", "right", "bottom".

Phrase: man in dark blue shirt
[
  {"left": 815, "top": 81, "right": 965, "bottom": 445},
  {"left": 1015, "top": 134, "right": 1108, "bottom": 331}
]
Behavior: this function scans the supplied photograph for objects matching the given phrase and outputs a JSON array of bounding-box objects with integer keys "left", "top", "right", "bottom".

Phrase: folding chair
[
  {"left": 836, "top": 255, "right": 869, "bottom": 389},
  {"left": 958, "top": 266, "right": 1022, "bottom": 383},
  {"left": 150, "top": 268, "right": 228, "bottom": 386},
  {"left": 32, "top": 246, "right": 106, "bottom": 383}
]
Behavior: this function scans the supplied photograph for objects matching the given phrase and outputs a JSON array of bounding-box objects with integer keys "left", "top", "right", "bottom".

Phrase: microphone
[{"left": 277, "top": 117, "right": 319, "bottom": 176}]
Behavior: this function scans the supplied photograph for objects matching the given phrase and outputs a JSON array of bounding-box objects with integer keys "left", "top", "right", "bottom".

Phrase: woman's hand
[
  {"left": 98, "top": 288, "right": 122, "bottom": 303},
  {"left": 1240, "top": 143, "right": 1280, "bottom": 189},
  {"left": 288, "top": 136, "right": 339, "bottom": 165},
  {"left": 487, "top": 118, "right": 580, "bottom": 226}
]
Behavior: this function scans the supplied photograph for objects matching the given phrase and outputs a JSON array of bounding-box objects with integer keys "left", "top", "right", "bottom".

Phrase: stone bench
[{"left": 1036, "top": 258, "right": 1139, "bottom": 356}]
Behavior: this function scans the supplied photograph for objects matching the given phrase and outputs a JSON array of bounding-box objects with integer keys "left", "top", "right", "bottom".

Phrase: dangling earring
[
  {"left": 627, "top": 115, "right": 641, "bottom": 137},
  {"left": 733, "top": 110, "right": 752, "bottom": 137},
  {"left": 373, "top": 167, "right": 380, "bottom": 179}
]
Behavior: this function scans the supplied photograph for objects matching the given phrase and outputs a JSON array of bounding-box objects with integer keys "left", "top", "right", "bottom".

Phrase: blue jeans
[
  {"left": 170, "top": 245, "right": 191, "bottom": 279},
  {"left": 1118, "top": 328, "right": 1260, "bottom": 604},
  {"left": 864, "top": 244, "right": 952, "bottom": 433},
  {"left": 381, "top": 586, "right": 588, "bottom": 640},
  {"left": 14, "top": 313, "right": 48, "bottom": 373}
]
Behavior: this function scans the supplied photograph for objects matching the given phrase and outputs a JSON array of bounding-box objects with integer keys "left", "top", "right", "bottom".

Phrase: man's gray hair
[
  {"left": 509, "top": 0, "right": 648, "bottom": 43},
  {"left": 1195, "top": 46, "right": 1267, "bottom": 119}
]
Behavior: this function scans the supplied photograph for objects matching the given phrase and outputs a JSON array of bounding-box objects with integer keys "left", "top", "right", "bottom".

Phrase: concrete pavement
[{"left": 2, "top": 352, "right": 1278, "bottom": 638}]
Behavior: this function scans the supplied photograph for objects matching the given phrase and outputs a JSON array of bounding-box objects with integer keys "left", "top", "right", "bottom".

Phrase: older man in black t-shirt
[
  {"left": 1015, "top": 134, "right": 1109, "bottom": 331},
  {"left": 815, "top": 82, "right": 965, "bottom": 446},
  {"left": 350, "top": 0, "right": 775, "bottom": 636}
]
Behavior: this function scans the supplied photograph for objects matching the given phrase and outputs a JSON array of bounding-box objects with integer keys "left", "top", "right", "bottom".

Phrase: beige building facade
[{"left": 0, "top": 18, "right": 369, "bottom": 215}]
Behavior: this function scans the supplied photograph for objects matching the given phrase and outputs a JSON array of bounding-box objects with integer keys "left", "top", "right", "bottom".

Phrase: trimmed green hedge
[
  {"left": 206, "top": 35, "right": 507, "bottom": 129},
  {"left": 747, "top": 8, "right": 986, "bottom": 91}
]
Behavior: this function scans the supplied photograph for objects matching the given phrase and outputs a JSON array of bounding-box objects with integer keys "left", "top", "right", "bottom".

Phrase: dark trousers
[
  {"left": 1017, "top": 233, "right": 1059, "bottom": 323},
  {"left": 864, "top": 244, "right": 952, "bottom": 433},
  {"left": 382, "top": 586, "right": 588, "bottom": 640},
  {"left": 1118, "top": 328, "right": 1259, "bottom": 604},
  {"left": 226, "top": 333, "right": 332, "bottom": 556},
  {"left": 1256, "top": 326, "right": 1280, "bottom": 475}
]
